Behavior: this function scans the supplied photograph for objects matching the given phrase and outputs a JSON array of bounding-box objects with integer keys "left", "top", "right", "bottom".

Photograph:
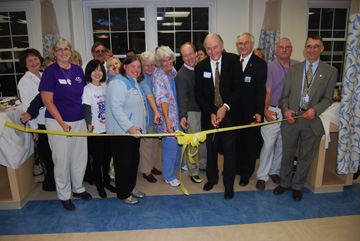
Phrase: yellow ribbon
[{"left": 4, "top": 116, "right": 302, "bottom": 195}]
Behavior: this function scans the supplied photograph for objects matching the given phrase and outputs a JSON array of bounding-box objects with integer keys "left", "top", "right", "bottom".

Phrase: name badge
[
  {"left": 303, "top": 95, "right": 309, "bottom": 103},
  {"left": 245, "top": 76, "right": 251, "bottom": 83},
  {"left": 58, "top": 79, "right": 67, "bottom": 84},
  {"left": 203, "top": 72, "right": 211, "bottom": 78},
  {"left": 133, "top": 89, "right": 139, "bottom": 95}
]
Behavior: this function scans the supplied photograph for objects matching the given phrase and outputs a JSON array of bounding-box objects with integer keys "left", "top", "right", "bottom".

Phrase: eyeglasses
[
  {"left": 95, "top": 50, "right": 106, "bottom": 54},
  {"left": 55, "top": 48, "right": 70, "bottom": 53},
  {"left": 306, "top": 45, "right": 321, "bottom": 50},
  {"left": 277, "top": 46, "right": 292, "bottom": 50},
  {"left": 238, "top": 41, "right": 251, "bottom": 46}
]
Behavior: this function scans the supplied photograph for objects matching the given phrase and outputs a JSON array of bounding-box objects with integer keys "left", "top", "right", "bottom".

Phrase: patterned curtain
[
  {"left": 259, "top": 0, "right": 281, "bottom": 63},
  {"left": 337, "top": 0, "right": 360, "bottom": 174},
  {"left": 41, "top": 0, "right": 60, "bottom": 57}
]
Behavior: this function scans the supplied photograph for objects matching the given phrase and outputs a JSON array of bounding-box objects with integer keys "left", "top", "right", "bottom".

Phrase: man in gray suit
[{"left": 274, "top": 34, "right": 338, "bottom": 201}]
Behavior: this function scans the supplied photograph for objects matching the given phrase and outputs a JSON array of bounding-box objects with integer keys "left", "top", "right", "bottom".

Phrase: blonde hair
[
  {"left": 70, "top": 50, "right": 83, "bottom": 66},
  {"left": 106, "top": 56, "right": 121, "bottom": 70},
  {"left": 49, "top": 38, "right": 74, "bottom": 60}
]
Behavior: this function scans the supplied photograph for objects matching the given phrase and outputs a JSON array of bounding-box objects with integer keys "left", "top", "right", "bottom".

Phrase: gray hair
[
  {"left": 140, "top": 51, "right": 156, "bottom": 66},
  {"left": 203, "top": 33, "right": 224, "bottom": 48},
  {"left": 155, "top": 46, "right": 176, "bottom": 67},
  {"left": 50, "top": 38, "right": 74, "bottom": 60},
  {"left": 236, "top": 32, "right": 255, "bottom": 44}
]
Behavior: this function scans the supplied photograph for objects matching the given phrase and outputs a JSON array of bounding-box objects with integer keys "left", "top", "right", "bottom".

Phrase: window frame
[
  {"left": 0, "top": 2, "right": 32, "bottom": 97},
  {"left": 307, "top": 1, "right": 350, "bottom": 84},
  {"left": 83, "top": 0, "right": 215, "bottom": 61}
]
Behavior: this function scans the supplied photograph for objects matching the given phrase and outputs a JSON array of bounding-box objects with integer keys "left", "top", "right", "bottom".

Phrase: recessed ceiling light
[{"left": 165, "top": 12, "right": 190, "bottom": 18}]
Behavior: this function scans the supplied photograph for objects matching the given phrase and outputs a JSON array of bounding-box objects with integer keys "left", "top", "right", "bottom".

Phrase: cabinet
[
  {"left": 305, "top": 122, "right": 353, "bottom": 193},
  {"left": 0, "top": 154, "right": 38, "bottom": 209}
]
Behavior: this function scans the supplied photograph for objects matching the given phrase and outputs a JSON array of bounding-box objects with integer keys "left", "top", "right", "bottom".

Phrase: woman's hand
[
  {"left": 154, "top": 111, "right": 162, "bottom": 125},
  {"left": 87, "top": 124, "right": 94, "bottom": 133},
  {"left": 60, "top": 123, "right": 71, "bottom": 132},
  {"left": 165, "top": 119, "right": 175, "bottom": 133},
  {"left": 32, "top": 133, "right": 39, "bottom": 141},
  {"left": 20, "top": 112, "right": 32, "bottom": 124},
  {"left": 129, "top": 126, "right": 141, "bottom": 138}
]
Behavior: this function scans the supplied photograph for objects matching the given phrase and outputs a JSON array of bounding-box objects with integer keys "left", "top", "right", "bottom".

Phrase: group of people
[{"left": 18, "top": 31, "right": 337, "bottom": 210}]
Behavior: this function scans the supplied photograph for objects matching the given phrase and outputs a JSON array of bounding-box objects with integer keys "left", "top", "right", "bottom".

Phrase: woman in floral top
[{"left": 153, "top": 46, "right": 185, "bottom": 187}]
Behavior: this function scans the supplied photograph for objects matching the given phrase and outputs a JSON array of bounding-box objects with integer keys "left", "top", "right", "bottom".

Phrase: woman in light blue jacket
[{"left": 106, "top": 55, "right": 147, "bottom": 205}]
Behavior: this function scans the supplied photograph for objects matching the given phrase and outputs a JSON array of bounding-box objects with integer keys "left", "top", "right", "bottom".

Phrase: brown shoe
[
  {"left": 143, "top": 173, "right": 157, "bottom": 183},
  {"left": 292, "top": 189, "right": 302, "bottom": 201},
  {"left": 256, "top": 180, "right": 265, "bottom": 190},
  {"left": 269, "top": 174, "right": 281, "bottom": 184},
  {"left": 151, "top": 168, "right": 162, "bottom": 175},
  {"left": 273, "top": 185, "right": 290, "bottom": 195}
]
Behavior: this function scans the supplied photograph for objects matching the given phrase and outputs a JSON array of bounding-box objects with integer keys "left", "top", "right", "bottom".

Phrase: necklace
[{"left": 59, "top": 64, "right": 72, "bottom": 85}]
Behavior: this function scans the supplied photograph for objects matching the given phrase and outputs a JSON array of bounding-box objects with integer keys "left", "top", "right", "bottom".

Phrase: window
[
  {"left": 157, "top": 7, "right": 209, "bottom": 54},
  {"left": 308, "top": 6, "right": 349, "bottom": 82},
  {"left": 91, "top": 7, "right": 145, "bottom": 55},
  {"left": 84, "top": 1, "right": 213, "bottom": 60},
  {"left": 0, "top": 11, "right": 29, "bottom": 97}
]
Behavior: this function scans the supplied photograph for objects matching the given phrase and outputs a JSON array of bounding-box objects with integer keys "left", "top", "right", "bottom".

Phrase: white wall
[{"left": 1, "top": 0, "right": 310, "bottom": 63}]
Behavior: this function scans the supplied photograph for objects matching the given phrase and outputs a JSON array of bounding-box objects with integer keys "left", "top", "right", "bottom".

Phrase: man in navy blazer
[
  {"left": 195, "top": 33, "right": 243, "bottom": 199},
  {"left": 236, "top": 33, "right": 267, "bottom": 186},
  {"left": 274, "top": 34, "right": 338, "bottom": 201}
]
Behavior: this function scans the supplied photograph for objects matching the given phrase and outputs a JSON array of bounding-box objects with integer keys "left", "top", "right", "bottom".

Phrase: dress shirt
[
  {"left": 240, "top": 52, "right": 253, "bottom": 72},
  {"left": 300, "top": 59, "right": 320, "bottom": 107}
]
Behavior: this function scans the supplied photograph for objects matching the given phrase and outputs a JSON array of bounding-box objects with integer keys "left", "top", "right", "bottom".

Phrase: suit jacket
[
  {"left": 279, "top": 60, "right": 338, "bottom": 135},
  {"left": 240, "top": 53, "right": 267, "bottom": 124},
  {"left": 195, "top": 52, "right": 243, "bottom": 130}
]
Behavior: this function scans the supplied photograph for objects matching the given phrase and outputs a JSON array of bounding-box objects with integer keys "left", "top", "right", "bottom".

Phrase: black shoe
[
  {"left": 203, "top": 181, "right": 217, "bottom": 191},
  {"left": 73, "top": 191, "right": 92, "bottom": 200},
  {"left": 151, "top": 168, "right": 162, "bottom": 175},
  {"left": 97, "top": 187, "right": 107, "bottom": 198},
  {"left": 104, "top": 184, "right": 116, "bottom": 193},
  {"left": 273, "top": 185, "right": 290, "bottom": 195},
  {"left": 143, "top": 173, "right": 157, "bottom": 183},
  {"left": 292, "top": 189, "right": 302, "bottom": 201},
  {"left": 61, "top": 199, "right": 75, "bottom": 210},
  {"left": 190, "top": 175, "right": 201, "bottom": 183},
  {"left": 42, "top": 185, "right": 56, "bottom": 192},
  {"left": 239, "top": 177, "right": 249, "bottom": 186},
  {"left": 224, "top": 187, "right": 234, "bottom": 200}
]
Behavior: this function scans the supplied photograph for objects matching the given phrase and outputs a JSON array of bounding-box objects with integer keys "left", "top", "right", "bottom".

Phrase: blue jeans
[{"left": 161, "top": 137, "right": 182, "bottom": 181}]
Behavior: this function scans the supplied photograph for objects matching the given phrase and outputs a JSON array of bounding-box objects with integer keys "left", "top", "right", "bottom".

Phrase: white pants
[
  {"left": 256, "top": 106, "right": 283, "bottom": 182},
  {"left": 46, "top": 118, "right": 88, "bottom": 200}
]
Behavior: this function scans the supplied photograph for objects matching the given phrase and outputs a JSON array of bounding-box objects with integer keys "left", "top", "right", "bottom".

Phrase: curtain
[
  {"left": 259, "top": 0, "right": 281, "bottom": 63},
  {"left": 41, "top": 0, "right": 60, "bottom": 57},
  {"left": 337, "top": 0, "right": 360, "bottom": 174}
]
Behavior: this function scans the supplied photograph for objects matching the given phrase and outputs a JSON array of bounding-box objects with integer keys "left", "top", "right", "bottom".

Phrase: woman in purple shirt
[{"left": 39, "top": 38, "right": 92, "bottom": 211}]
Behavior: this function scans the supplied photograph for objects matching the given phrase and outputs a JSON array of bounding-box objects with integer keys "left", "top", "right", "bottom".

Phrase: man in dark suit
[
  {"left": 195, "top": 33, "right": 243, "bottom": 199},
  {"left": 274, "top": 34, "right": 338, "bottom": 201},
  {"left": 236, "top": 32, "right": 267, "bottom": 186}
]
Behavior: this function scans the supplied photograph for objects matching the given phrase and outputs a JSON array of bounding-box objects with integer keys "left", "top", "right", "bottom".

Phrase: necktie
[
  {"left": 214, "top": 62, "right": 223, "bottom": 108},
  {"left": 301, "top": 64, "right": 313, "bottom": 109},
  {"left": 240, "top": 59, "right": 244, "bottom": 71}
]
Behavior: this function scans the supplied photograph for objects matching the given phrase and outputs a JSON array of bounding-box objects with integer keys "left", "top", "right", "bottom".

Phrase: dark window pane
[
  {"left": 93, "top": 34, "right": 110, "bottom": 49},
  {"left": 128, "top": 8, "right": 144, "bottom": 31},
  {"left": 0, "top": 75, "right": 18, "bottom": 97},
  {"left": 10, "top": 12, "right": 28, "bottom": 36},
  {"left": 0, "top": 12, "right": 10, "bottom": 36},
  {"left": 320, "top": 30, "right": 332, "bottom": 38},
  {"left": 308, "top": 8, "right": 320, "bottom": 29},
  {"left": 129, "top": 32, "right": 145, "bottom": 53},
  {"left": 0, "top": 51, "right": 13, "bottom": 60},
  {"left": 308, "top": 30, "right": 319, "bottom": 36},
  {"left": 0, "top": 62, "right": 14, "bottom": 74},
  {"left": 334, "top": 8, "right": 347, "bottom": 29},
  {"left": 13, "top": 36, "right": 29, "bottom": 48},
  {"left": 193, "top": 8, "right": 208, "bottom": 30},
  {"left": 110, "top": 8, "right": 127, "bottom": 31},
  {"left": 193, "top": 31, "right": 208, "bottom": 50},
  {"left": 92, "top": 8, "right": 110, "bottom": 32},
  {"left": 331, "top": 62, "right": 343, "bottom": 81},
  {"left": 320, "top": 55, "right": 331, "bottom": 61},
  {"left": 175, "top": 8, "right": 191, "bottom": 31},
  {"left": 158, "top": 32, "right": 174, "bottom": 50},
  {"left": 333, "top": 30, "right": 345, "bottom": 38},
  {"left": 0, "top": 37, "right": 12, "bottom": 48},
  {"left": 158, "top": 7, "right": 174, "bottom": 31},
  {"left": 321, "top": 8, "right": 334, "bottom": 29},
  {"left": 323, "top": 41, "right": 332, "bottom": 51},
  {"left": 175, "top": 32, "right": 191, "bottom": 53},
  {"left": 333, "top": 41, "right": 345, "bottom": 52},
  {"left": 332, "top": 54, "right": 343, "bottom": 61},
  {"left": 15, "top": 61, "right": 23, "bottom": 74},
  {"left": 111, "top": 33, "right": 127, "bottom": 55}
]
